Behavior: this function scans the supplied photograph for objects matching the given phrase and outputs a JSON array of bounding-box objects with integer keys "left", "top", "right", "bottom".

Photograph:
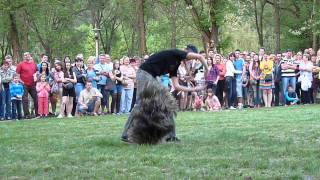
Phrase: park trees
[{"left": 2, "top": 0, "right": 320, "bottom": 62}]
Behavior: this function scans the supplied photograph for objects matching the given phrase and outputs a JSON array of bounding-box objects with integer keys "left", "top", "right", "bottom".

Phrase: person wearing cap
[
  {"left": 16, "top": 52, "right": 39, "bottom": 118},
  {"left": 121, "top": 46, "right": 208, "bottom": 143},
  {"left": 280, "top": 49, "right": 299, "bottom": 104}
]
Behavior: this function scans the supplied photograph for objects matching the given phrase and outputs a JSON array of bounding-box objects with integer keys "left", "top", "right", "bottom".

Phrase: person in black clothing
[
  {"left": 121, "top": 47, "right": 208, "bottom": 144},
  {"left": 110, "top": 60, "right": 123, "bottom": 114}
]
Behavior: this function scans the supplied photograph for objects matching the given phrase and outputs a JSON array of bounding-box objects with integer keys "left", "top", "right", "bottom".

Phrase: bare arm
[
  {"left": 186, "top": 52, "right": 209, "bottom": 72},
  {"left": 69, "top": 72, "right": 77, "bottom": 83},
  {"left": 171, "top": 76, "right": 205, "bottom": 92}
]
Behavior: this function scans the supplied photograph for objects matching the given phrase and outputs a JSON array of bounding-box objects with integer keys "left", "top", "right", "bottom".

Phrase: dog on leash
[{"left": 127, "top": 80, "right": 178, "bottom": 145}]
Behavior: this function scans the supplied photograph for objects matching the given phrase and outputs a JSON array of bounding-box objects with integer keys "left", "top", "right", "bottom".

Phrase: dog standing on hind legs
[{"left": 121, "top": 47, "right": 209, "bottom": 145}]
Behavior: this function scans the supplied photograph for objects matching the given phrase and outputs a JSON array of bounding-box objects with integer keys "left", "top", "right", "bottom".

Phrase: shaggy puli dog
[{"left": 127, "top": 80, "right": 178, "bottom": 145}]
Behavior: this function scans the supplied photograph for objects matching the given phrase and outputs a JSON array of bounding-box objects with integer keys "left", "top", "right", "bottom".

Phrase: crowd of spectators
[{"left": 0, "top": 46, "right": 320, "bottom": 120}]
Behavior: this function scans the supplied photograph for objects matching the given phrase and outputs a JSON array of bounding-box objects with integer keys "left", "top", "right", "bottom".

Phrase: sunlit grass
[{"left": 1, "top": 105, "right": 320, "bottom": 179}]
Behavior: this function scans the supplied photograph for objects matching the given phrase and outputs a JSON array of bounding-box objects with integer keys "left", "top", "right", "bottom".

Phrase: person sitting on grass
[
  {"left": 285, "top": 85, "right": 299, "bottom": 106},
  {"left": 192, "top": 93, "right": 205, "bottom": 111},
  {"left": 205, "top": 88, "right": 221, "bottom": 111},
  {"left": 78, "top": 80, "right": 103, "bottom": 116}
]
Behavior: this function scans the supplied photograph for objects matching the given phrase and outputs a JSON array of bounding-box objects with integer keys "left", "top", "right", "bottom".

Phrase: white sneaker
[
  {"left": 57, "top": 114, "right": 64, "bottom": 118},
  {"left": 67, "top": 114, "right": 73, "bottom": 118},
  {"left": 229, "top": 106, "right": 236, "bottom": 110}
]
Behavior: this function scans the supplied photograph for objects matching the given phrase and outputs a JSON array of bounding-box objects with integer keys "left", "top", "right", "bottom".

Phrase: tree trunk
[
  {"left": 312, "top": 0, "right": 318, "bottom": 51},
  {"left": 44, "top": 45, "right": 52, "bottom": 65},
  {"left": 129, "top": 30, "right": 136, "bottom": 56},
  {"left": 184, "top": 0, "right": 219, "bottom": 52},
  {"left": 274, "top": 0, "right": 281, "bottom": 52},
  {"left": 209, "top": 0, "right": 219, "bottom": 52},
  {"left": 253, "top": 0, "right": 266, "bottom": 47},
  {"left": 0, "top": 35, "right": 10, "bottom": 61},
  {"left": 137, "top": 0, "right": 147, "bottom": 56},
  {"left": 170, "top": 0, "right": 177, "bottom": 48},
  {"left": 8, "top": 12, "right": 21, "bottom": 64}
]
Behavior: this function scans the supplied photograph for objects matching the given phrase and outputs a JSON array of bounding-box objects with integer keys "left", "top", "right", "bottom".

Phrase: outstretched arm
[
  {"left": 186, "top": 52, "right": 209, "bottom": 72},
  {"left": 171, "top": 76, "right": 205, "bottom": 92}
]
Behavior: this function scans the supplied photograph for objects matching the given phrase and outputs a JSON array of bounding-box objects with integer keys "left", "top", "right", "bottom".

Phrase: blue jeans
[
  {"left": 120, "top": 88, "right": 134, "bottom": 113},
  {"left": 282, "top": 77, "right": 296, "bottom": 104},
  {"left": 0, "top": 91, "right": 3, "bottom": 118},
  {"left": 0, "top": 88, "right": 11, "bottom": 119},
  {"left": 113, "top": 85, "right": 123, "bottom": 94},
  {"left": 226, "top": 76, "right": 236, "bottom": 107},
  {"left": 78, "top": 98, "right": 99, "bottom": 113},
  {"left": 11, "top": 99, "right": 22, "bottom": 119},
  {"left": 236, "top": 78, "right": 243, "bottom": 98},
  {"left": 75, "top": 83, "right": 84, "bottom": 98},
  {"left": 98, "top": 84, "right": 113, "bottom": 110}
]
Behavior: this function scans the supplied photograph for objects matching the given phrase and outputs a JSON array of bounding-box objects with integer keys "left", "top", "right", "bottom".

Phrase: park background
[{"left": 1, "top": 0, "right": 320, "bottom": 63}]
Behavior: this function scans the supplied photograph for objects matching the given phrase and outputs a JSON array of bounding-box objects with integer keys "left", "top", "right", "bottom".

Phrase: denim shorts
[
  {"left": 236, "top": 78, "right": 243, "bottom": 98},
  {"left": 113, "top": 85, "right": 123, "bottom": 94}
]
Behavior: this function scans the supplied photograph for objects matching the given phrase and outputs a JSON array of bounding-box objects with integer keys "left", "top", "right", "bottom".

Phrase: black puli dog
[{"left": 127, "top": 80, "right": 178, "bottom": 145}]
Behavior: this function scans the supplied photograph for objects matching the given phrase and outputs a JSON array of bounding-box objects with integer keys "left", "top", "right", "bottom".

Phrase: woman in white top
[
  {"left": 299, "top": 54, "right": 313, "bottom": 104},
  {"left": 225, "top": 53, "right": 237, "bottom": 109}
]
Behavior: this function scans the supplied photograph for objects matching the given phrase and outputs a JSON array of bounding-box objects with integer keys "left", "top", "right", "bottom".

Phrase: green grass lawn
[{"left": 1, "top": 105, "right": 320, "bottom": 179}]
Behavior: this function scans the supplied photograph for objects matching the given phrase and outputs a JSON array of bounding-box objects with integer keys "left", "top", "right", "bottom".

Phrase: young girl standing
[{"left": 36, "top": 74, "right": 51, "bottom": 117}]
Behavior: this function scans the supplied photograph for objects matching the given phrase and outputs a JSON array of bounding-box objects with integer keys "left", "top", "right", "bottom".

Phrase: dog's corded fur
[{"left": 127, "top": 80, "right": 178, "bottom": 145}]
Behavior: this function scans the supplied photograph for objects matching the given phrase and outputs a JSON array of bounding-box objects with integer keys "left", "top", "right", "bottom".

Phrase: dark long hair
[
  {"left": 40, "top": 62, "right": 49, "bottom": 76},
  {"left": 63, "top": 62, "right": 73, "bottom": 78}
]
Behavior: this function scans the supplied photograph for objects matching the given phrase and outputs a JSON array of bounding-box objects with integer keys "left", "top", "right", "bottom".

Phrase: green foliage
[{"left": 1, "top": 0, "right": 320, "bottom": 61}]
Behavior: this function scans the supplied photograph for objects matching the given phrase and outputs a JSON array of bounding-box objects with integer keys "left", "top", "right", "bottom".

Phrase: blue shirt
[
  {"left": 93, "top": 63, "right": 113, "bottom": 85},
  {"left": 285, "top": 91, "right": 297, "bottom": 102},
  {"left": 234, "top": 58, "right": 244, "bottom": 79},
  {"left": 10, "top": 82, "right": 24, "bottom": 100},
  {"left": 160, "top": 74, "right": 170, "bottom": 88},
  {"left": 86, "top": 69, "right": 97, "bottom": 88}
]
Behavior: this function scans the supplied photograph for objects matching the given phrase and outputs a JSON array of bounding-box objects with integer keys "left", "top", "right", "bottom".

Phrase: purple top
[{"left": 206, "top": 65, "right": 219, "bottom": 82}]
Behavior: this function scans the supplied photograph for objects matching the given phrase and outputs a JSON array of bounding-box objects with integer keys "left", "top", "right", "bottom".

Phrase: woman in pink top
[
  {"left": 50, "top": 61, "right": 64, "bottom": 115},
  {"left": 119, "top": 57, "right": 136, "bottom": 114},
  {"left": 215, "top": 54, "right": 226, "bottom": 106},
  {"left": 36, "top": 74, "right": 51, "bottom": 117}
]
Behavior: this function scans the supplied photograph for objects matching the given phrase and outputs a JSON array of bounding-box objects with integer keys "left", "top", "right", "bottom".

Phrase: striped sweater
[{"left": 280, "top": 57, "right": 298, "bottom": 77}]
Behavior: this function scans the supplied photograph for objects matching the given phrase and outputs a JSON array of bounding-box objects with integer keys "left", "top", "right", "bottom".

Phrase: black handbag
[{"left": 63, "top": 82, "right": 74, "bottom": 89}]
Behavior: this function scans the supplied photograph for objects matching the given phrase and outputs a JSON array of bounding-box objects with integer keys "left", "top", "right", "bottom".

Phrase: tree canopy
[{"left": 1, "top": 0, "right": 320, "bottom": 64}]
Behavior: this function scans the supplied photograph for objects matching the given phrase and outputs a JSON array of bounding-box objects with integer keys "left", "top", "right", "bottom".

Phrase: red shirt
[
  {"left": 16, "top": 60, "right": 37, "bottom": 87},
  {"left": 216, "top": 63, "right": 226, "bottom": 80}
]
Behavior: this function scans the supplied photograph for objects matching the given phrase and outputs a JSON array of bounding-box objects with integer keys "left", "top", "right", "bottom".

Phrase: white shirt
[{"left": 225, "top": 60, "right": 236, "bottom": 77}]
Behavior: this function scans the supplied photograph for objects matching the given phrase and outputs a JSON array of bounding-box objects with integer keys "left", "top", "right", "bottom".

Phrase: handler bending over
[{"left": 121, "top": 48, "right": 208, "bottom": 143}]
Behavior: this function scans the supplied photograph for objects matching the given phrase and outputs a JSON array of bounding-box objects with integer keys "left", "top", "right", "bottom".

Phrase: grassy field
[{"left": 1, "top": 105, "right": 320, "bottom": 179}]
